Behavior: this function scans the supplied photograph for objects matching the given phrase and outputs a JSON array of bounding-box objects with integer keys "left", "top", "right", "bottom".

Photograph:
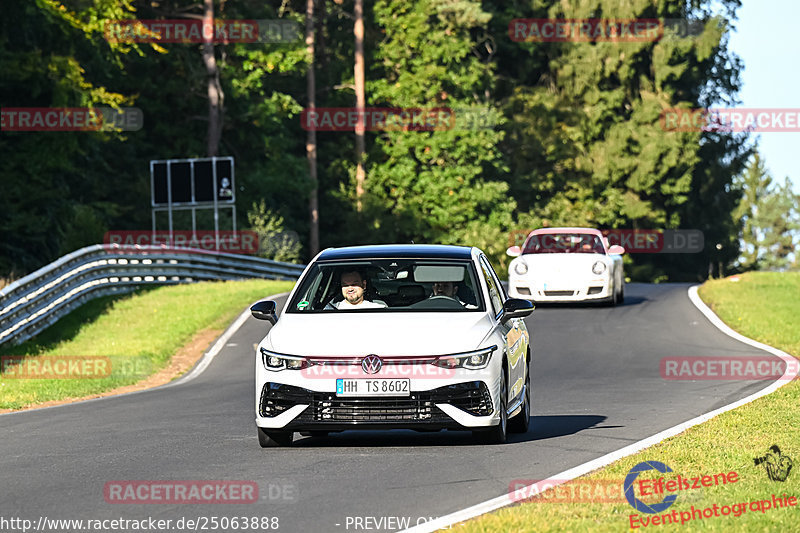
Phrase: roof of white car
[
  {"left": 317, "top": 244, "right": 475, "bottom": 261},
  {"left": 528, "top": 227, "right": 603, "bottom": 236}
]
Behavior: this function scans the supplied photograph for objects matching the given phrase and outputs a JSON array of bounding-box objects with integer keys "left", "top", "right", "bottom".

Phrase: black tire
[
  {"left": 509, "top": 362, "right": 531, "bottom": 434},
  {"left": 474, "top": 371, "right": 508, "bottom": 444},
  {"left": 618, "top": 282, "right": 625, "bottom": 303},
  {"left": 257, "top": 427, "right": 293, "bottom": 447},
  {"left": 611, "top": 282, "right": 620, "bottom": 306}
]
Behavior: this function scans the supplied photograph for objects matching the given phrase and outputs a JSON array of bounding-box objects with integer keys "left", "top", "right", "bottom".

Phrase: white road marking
[{"left": 398, "top": 284, "right": 799, "bottom": 533}]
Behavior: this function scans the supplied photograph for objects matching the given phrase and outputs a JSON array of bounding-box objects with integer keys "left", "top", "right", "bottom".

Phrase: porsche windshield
[
  {"left": 287, "top": 260, "right": 484, "bottom": 312},
  {"left": 522, "top": 233, "right": 605, "bottom": 254}
]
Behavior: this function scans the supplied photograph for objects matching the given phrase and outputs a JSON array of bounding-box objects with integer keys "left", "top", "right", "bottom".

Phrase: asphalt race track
[{"left": 0, "top": 283, "right": 781, "bottom": 532}]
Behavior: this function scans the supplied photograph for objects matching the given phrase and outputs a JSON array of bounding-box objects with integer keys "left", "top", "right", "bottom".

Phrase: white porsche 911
[
  {"left": 506, "top": 228, "right": 625, "bottom": 305},
  {"left": 250, "top": 244, "right": 534, "bottom": 447}
]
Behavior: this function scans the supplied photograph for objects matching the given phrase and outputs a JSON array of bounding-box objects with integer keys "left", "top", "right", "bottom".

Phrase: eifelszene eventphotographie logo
[
  {"left": 625, "top": 461, "right": 679, "bottom": 514},
  {"left": 754, "top": 445, "right": 793, "bottom": 482}
]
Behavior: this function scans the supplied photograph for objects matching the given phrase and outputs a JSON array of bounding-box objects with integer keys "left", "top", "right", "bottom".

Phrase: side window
[
  {"left": 486, "top": 258, "right": 508, "bottom": 301},
  {"left": 480, "top": 259, "right": 503, "bottom": 317}
]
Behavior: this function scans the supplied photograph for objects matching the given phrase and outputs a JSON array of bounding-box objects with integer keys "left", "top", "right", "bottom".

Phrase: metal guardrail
[{"left": 0, "top": 244, "right": 305, "bottom": 348}]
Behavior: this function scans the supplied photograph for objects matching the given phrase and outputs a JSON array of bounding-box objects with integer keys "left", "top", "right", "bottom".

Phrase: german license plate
[{"left": 336, "top": 378, "right": 410, "bottom": 397}]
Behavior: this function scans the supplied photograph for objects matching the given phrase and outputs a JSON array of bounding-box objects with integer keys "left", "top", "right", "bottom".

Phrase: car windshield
[
  {"left": 522, "top": 233, "right": 605, "bottom": 254},
  {"left": 287, "top": 259, "right": 484, "bottom": 312}
]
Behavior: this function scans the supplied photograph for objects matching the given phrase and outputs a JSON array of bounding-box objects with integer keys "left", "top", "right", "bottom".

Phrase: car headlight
[
  {"left": 592, "top": 261, "right": 606, "bottom": 275},
  {"left": 260, "top": 348, "right": 310, "bottom": 371},
  {"left": 514, "top": 260, "right": 528, "bottom": 275},
  {"left": 432, "top": 346, "right": 496, "bottom": 370}
]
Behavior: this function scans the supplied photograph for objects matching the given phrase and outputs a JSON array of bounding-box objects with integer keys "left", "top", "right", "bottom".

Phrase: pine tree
[{"left": 734, "top": 154, "right": 800, "bottom": 271}]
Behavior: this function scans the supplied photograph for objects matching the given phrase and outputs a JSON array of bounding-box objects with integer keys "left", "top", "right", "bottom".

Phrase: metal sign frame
[{"left": 149, "top": 156, "right": 236, "bottom": 251}]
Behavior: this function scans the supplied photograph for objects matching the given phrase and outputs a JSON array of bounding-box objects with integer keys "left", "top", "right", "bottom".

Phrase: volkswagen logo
[{"left": 361, "top": 354, "right": 382, "bottom": 374}]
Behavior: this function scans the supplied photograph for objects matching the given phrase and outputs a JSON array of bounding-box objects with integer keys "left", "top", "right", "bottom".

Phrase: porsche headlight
[
  {"left": 260, "top": 348, "right": 310, "bottom": 371},
  {"left": 433, "top": 346, "right": 496, "bottom": 370},
  {"left": 592, "top": 261, "right": 607, "bottom": 275},
  {"left": 514, "top": 260, "right": 529, "bottom": 276}
]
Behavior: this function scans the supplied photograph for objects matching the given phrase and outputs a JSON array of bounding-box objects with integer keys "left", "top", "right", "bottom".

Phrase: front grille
[
  {"left": 516, "top": 287, "right": 531, "bottom": 295},
  {"left": 587, "top": 286, "right": 603, "bottom": 295},
  {"left": 308, "top": 381, "right": 493, "bottom": 422},
  {"left": 312, "top": 395, "right": 434, "bottom": 421},
  {"left": 544, "top": 290, "right": 574, "bottom": 296}
]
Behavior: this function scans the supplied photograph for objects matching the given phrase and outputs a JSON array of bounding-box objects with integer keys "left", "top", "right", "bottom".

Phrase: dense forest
[{"left": 1, "top": 0, "right": 797, "bottom": 282}]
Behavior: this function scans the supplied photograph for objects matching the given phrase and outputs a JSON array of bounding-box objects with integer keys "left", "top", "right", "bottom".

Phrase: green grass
[
  {"left": 456, "top": 272, "right": 800, "bottom": 532},
  {"left": 0, "top": 279, "right": 294, "bottom": 409},
  {"left": 698, "top": 272, "right": 800, "bottom": 358}
]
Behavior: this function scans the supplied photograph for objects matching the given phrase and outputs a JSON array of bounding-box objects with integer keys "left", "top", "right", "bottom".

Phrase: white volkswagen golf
[{"left": 250, "top": 244, "right": 533, "bottom": 447}]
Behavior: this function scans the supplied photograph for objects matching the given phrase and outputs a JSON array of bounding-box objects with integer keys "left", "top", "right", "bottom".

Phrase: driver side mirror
[
  {"left": 251, "top": 300, "right": 278, "bottom": 325},
  {"left": 506, "top": 246, "right": 522, "bottom": 257},
  {"left": 501, "top": 298, "right": 534, "bottom": 323},
  {"left": 608, "top": 245, "right": 625, "bottom": 255}
]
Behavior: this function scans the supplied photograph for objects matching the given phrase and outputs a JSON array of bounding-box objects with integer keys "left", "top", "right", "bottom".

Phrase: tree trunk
[
  {"left": 203, "top": 0, "right": 223, "bottom": 156},
  {"left": 306, "top": 0, "right": 319, "bottom": 255},
  {"left": 354, "top": 0, "right": 366, "bottom": 212}
]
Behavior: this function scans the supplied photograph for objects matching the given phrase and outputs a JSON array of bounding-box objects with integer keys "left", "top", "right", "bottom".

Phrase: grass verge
[
  {"left": 0, "top": 279, "right": 294, "bottom": 410},
  {"left": 455, "top": 272, "right": 799, "bottom": 532}
]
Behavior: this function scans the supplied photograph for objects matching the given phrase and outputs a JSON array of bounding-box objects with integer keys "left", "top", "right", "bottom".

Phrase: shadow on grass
[{"left": 0, "top": 287, "right": 158, "bottom": 356}]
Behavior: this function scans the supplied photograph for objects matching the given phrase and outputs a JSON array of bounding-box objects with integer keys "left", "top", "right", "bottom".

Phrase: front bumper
[
  {"left": 255, "top": 381, "right": 499, "bottom": 431},
  {"left": 508, "top": 275, "right": 612, "bottom": 302}
]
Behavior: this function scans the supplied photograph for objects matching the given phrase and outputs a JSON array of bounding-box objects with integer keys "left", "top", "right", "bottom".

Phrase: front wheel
[
  {"left": 257, "top": 427, "right": 293, "bottom": 447},
  {"left": 474, "top": 372, "right": 508, "bottom": 444},
  {"left": 509, "top": 364, "right": 530, "bottom": 434}
]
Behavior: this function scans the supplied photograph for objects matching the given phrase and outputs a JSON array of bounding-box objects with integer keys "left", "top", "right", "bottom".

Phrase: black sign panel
[
  {"left": 194, "top": 160, "right": 214, "bottom": 203},
  {"left": 151, "top": 157, "right": 235, "bottom": 206},
  {"left": 152, "top": 162, "right": 169, "bottom": 205},
  {"left": 171, "top": 162, "right": 192, "bottom": 203}
]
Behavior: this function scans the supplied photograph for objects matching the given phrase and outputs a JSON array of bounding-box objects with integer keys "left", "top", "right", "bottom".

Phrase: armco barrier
[{"left": 0, "top": 244, "right": 305, "bottom": 348}]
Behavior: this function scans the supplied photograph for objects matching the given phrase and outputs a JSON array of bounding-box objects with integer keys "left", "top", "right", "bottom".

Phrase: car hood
[
  {"left": 517, "top": 253, "right": 609, "bottom": 273},
  {"left": 265, "top": 312, "right": 494, "bottom": 356}
]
